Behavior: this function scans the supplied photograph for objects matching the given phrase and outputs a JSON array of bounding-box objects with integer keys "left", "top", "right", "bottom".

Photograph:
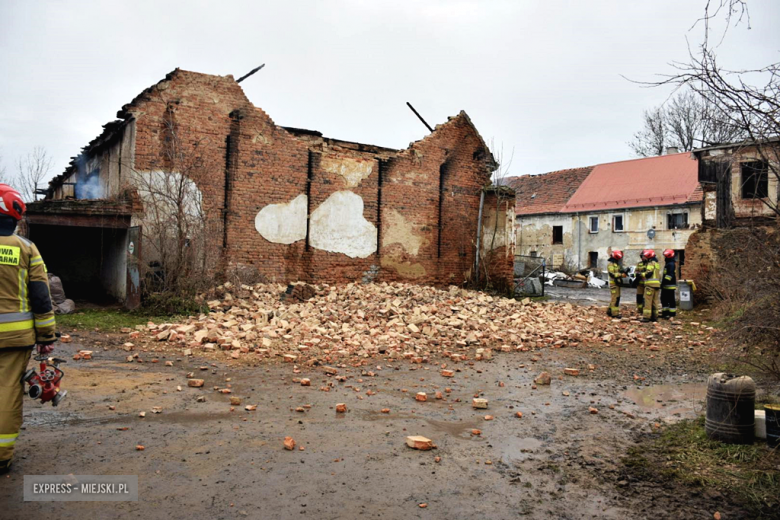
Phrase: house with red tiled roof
[{"left": 507, "top": 152, "right": 703, "bottom": 272}]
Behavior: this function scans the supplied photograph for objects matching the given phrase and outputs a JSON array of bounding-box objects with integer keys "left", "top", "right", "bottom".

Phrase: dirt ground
[{"left": 4, "top": 301, "right": 768, "bottom": 520}]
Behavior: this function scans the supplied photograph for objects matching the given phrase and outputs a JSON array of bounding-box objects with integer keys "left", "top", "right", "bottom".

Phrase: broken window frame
[
  {"left": 667, "top": 211, "right": 688, "bottom": 230},
  {"left": 740, "top": 160, "right": 769, "bottom": 199},
  {"left": 552, "top": 225, "right": 563, "bottom": 245}
]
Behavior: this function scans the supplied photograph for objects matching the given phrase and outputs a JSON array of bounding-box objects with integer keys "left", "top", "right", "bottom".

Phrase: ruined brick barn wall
[
  {"left": 127, "top": 71, "right": 254, "bottom": 267},
  {"left": 239, "top": 112, "right": 503, "bottom": 285},
  {"left": 380, "top": 115, "right": 498, "bottom": 285},
  {"left": 117, "top": 69, "right": 514, "bottom": 287},
  {"left": 222, "top": 106, "right": 311, "bottom": 282},
  {"left": 479, "top": 192, "right": 516, "bottom": 291},
  {"left": 681, "top": 228, "right": 714, "bottom": 286}
]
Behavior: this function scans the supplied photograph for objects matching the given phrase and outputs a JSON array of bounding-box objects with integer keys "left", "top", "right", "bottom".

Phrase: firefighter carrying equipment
[
  {"left": 661, "top": 257, "right": 678, "bottom": 318},
  {"left": 0, "top": 207, "right": 57, "bottom": 468},
  {"left": 642, "top": 257, "right": 662, "bottom": 321}
]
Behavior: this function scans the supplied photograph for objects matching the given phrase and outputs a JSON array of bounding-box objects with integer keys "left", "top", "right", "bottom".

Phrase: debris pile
[{"left": 125, "top": 282, "right": 711, "bottom": 363}]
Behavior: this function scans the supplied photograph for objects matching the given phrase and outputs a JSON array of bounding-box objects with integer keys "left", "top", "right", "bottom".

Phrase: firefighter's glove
[{"left": 37, "top": 343, "right": 55, "bottom": 355}]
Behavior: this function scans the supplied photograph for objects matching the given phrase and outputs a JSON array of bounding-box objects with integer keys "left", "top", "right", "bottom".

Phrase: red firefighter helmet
[
  {"left": 611, "top": 249, "right": 623, "bottom": 260},
  {"left": 0, "top": 184, "right": 26, "bottom": 220},
  {"left": 642, "top": 249, "right": 656, "bottom": 260},
  {"left": 663, "top": 249, "right": 675, "bottom": 259}
]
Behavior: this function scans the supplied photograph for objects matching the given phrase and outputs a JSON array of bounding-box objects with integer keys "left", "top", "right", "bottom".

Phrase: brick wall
[
  {"left": 681, "top": 228, "right": 714, "bottom": 284},
  {"left": 124, "top": 69, "right": 515, "bottom": 288}
]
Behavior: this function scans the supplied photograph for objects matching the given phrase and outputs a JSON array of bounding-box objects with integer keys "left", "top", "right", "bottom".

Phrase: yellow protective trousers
[
  {"left": 643, "top": 286, "right": 661, "bottom": 321},
  {"left": 0, "top": 347, "right": 32, "bottom": 462},
  {"left": 608, "top": 284, "right": 621, "bottom": 317}
]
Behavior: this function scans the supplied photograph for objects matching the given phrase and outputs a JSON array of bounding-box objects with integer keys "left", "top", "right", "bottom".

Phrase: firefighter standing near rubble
[
  {"left": 607, "top": 249, "right": 627, "bottom": 318},
  {"left": 641, "top": 249, "right": 662, "bottom": 322},
  {"left": 0, "top": 185, "right": 57, "bottom": 474},
  {"left": 661, "top": 249, "right": 678, "bottom": 319},
  {"left": 634, "top": 250, "right": 649, "bottom": 316}
]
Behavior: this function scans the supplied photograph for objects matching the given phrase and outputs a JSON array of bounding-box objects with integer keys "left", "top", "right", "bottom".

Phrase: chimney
[{"left": 665, "top": 146, "right": 679, "bottom": 155}]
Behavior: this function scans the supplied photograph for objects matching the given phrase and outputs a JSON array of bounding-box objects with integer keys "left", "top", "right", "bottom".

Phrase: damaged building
[{"left": 25, "top": 69, "right": 515, "bottom": 307}]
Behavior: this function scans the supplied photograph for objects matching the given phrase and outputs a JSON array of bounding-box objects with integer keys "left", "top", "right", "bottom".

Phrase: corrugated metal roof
[
  {"left": 562, "top": 153, "right": 699, "bottom": 212},
  {"left": 507, "top": 167, "right": 593, "bottom": 216}
]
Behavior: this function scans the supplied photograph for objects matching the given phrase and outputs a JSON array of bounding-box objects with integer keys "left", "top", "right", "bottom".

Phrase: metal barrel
[
  {"left": 705, "top": 373, "right": 755, "bottom": 445},
  {"left": 678, "top": 281, "right": 694, "bottom": 311}
]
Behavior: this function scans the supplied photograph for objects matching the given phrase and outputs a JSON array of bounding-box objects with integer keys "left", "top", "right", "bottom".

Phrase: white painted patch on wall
[
  {"left": 310, "top": 191, "right": 377, "bottom": 258},
  {"left": 255, "top": 194, "right": 308, "bottom": 244},
  {"left": 321, "top": 156, "right": 373, "bottom": 188}
]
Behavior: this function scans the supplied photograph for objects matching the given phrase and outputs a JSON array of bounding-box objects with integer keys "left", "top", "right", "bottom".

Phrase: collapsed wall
[
  {"left": 125, "top": 69, "right": 514, "bottom": 287},
  {"left": 42, "top": 69, "right": 515, "bottom": 290}
]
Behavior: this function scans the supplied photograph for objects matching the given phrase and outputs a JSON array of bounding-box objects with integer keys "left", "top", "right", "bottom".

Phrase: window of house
[
  {"left": 530, "top": 251, "right": 538, "bottom": 257},
  {"left": 612, "top": 214, "right": 624, "bottom": 232},
  {"left": 588, "top": 252, "right": 598, "bottom": 268},
  {"left": 588, "top": 216, "right": 599, "bottom": 233},
  {"left": 741, "top": 161, "right": 769, "bottom": 199},
  {"left": 552, "top": 226, "right": 563, "bottom": 244},
  {"left": 667, "top": 212, "right": 689, "bottom": 230}
]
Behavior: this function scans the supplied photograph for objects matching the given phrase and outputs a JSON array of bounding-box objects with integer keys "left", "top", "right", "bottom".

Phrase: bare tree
[
  {"left": 645, "top": 0, "right": 779, "bottom": 218},
  {"left": 128, "top": 104, "right": 222, "bottom": 300},
  {"left": 15, "top": 147, "right": 52, "bottom": 202},
  {"left": 639, "top": 0, "right": 780, "bottom": 378},
  {"left": 630, "top": 106, "right": 667, "bottom": 157},
  {"left": 629, "top": 90, "right": 743, "bottom": 156}
]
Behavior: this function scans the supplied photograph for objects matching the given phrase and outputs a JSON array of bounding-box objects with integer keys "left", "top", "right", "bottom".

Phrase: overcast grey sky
[{"left": 1, "top": 0, "right": 778, "bottom": 184}]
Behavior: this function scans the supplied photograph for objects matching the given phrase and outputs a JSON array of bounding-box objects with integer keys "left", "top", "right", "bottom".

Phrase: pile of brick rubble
[{"left": 121, "top": 282, "right": 711, "bottom": 363}]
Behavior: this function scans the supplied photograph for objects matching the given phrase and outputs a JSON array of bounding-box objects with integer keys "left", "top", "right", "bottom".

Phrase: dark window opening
[
  {"left": 588, "top": 216, "right": 598, "bottom": 233},
  {"left": 552, "top": 226, "right": 563, "bottom": 244},
  {"left": 437, "top": 162, "right": 449, "bottom": 258},
  {"left": 612, "top": 215, "right": 624, "bottom": 232},
  {"left": 741, "top": 161, "right": 769, "bottom": 199},
  {"left": 530, "top": 251, "right": 538, "bottom": 257},
  {"left": 667, "top": 212, "right": 688, "bottom": 230},
  {"left": 588, "top": 251, "right": 598, "bottom": 269}
]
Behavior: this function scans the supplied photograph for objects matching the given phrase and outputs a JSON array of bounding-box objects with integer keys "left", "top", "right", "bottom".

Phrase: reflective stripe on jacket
[
  {"left": 607, "top": 260, "right": 623, "bottom": 287},
  {"left": 0, "top": 235, "right": 56, "bottom": 348},
  {"left": 662, "top": 259, "right": 677, "bottom": 289},
  {"left": 644, "top": 259, "right": 661, "bottom": 288}
]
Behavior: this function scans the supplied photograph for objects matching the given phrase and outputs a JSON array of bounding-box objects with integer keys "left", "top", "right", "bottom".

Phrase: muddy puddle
[
  {"left": 623, "top": 382, "right": 706, "bottom": 415},
  {"left": 499, "top": 436, "right": 544, "bottom": 462}
]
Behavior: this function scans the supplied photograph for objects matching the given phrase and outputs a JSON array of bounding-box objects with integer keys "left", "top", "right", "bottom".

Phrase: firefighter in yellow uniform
[
  {"left": 0, "top": 185, "right": 57, "bottom": 474},
  {"left": 606, "top": 249, "right": 627, "bottom": 318},
  {"left": 635, "top": 250, "right": 649, "bottom": 316},
  {"left": 661, "top": 249, "right": 678, "bottom": 319},
  {"left": 641, "top": 249, "right": 662, "bottom": 322}
]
